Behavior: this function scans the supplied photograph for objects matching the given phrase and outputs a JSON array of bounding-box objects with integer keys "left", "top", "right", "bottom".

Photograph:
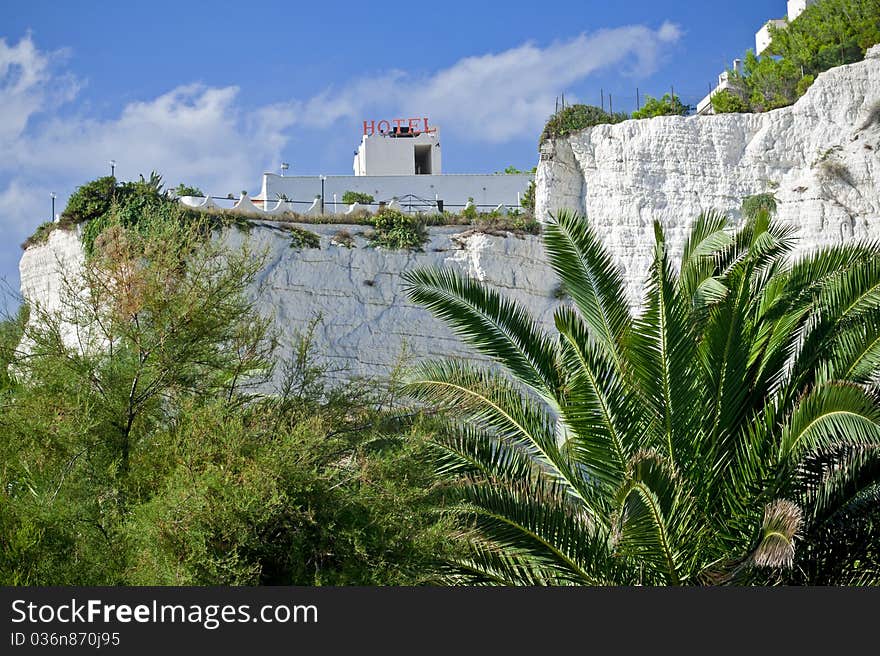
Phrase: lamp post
[
  {"left": 109, "top": 159, "right": 116, "bottom": 177},
  {"left": 280, "top": 162, "right": 289, "bottom": 177},
  {"left": 50, "top": 192, "right": 56, "bottom": 222},
  {"left": 320, "top": 175, "right": 326, "bottom": 214}
]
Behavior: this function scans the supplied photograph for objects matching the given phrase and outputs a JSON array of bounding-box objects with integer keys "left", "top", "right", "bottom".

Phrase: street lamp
[
  {"left": 320, "top": 175, "right": 326, "bottom": 214},
  {"left": 109, "top": 159, "right": 116, "bottom": 177},
  {"left": 280, "top": 162, "right": 289, "bottom": 176},
  {"left": 50, "top": 192, "right": 56, "bottom": 222}
]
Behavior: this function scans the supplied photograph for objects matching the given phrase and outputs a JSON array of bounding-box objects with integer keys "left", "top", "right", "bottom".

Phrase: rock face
[
  {"left": 537, "top": 46, "right": 880, "bottom": 306},
  {"left": 18, "top": 50, "right": 880, "bottom": 381},
  {"left": 20, "top": 222, "right": 559, "bottom": 382}
]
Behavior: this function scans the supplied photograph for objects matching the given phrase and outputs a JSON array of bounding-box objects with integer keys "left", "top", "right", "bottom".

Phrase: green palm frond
[
  {"left": 679, "top": 210, "right": 732, "bottom": 308},
  {"left": 405, "top": 360, "right": 589, "bottom": 504},
  {"left": 405, "top": 208, "right": 880, "bottom": 586},
  {"left": 779, "top": 381, "right": 880, "bottom": 464},
  {"left": 554, "top": 306, "right": 644, "bottom": 489},
  {"left": 611, "top": 450, "right": 691, "bottom": 584},
  {"left": 627, "top": 222, "right": 700, "bottom": 462},
  {"left": 797, "top": 444, "right": 880, "bottom": 525},
  {"left": 454, "top": 476, "right": 619, "bottom": 585},
  {"left": 402, "top": 267, "right": 561, "bottom": 399},
  {"left": 542, "top": 210, "right": 631, "bottom": 367}
]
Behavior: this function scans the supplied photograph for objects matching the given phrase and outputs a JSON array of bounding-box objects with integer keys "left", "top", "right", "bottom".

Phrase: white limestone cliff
[
  {"left": 536, "top": 45, "right": 880, "bottom": 306},
  {"left": 17, "top": 49, "right": 880, "bottom": 380},
  {"left": 19, "top": 222, "right": 559, "bottom": 382}
]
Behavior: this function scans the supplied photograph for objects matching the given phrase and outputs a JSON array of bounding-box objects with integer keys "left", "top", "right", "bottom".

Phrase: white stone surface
[
  {"left": 537, "top": 49, "right": 880, "bottom": 306},
  {"left": 19, "top": 226, "right": 85, "bottom": 321},
  {"left": 19, "top": 221, "right": 559, "bottom": 382},
  {"left": 18, "top": 51, "right": 880, "bottom": 381}
]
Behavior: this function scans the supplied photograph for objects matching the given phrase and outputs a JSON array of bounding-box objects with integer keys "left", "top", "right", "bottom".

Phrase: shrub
[
  {"left": 711, "top": 89, "right": 750, "bottom": 114},
  {"left": 287, "top": 226, "right": 321, "bottom": 250},
  {"left": 796, "top": 74, "right": 816, "bottom": 97},
  {"left": 369, "top": 208, "right": 427, "bottom": 250},
  {"left": 332, "top": 230, "right": 356, "bottom": 248},
  {"left": 521, "top": 181, "right": 536, "bottom": 213},
  {"left": 715, "top": 0, "right": 880, "bottom": 115},
  {"left": 540, "top": 104, "right": 629, "bottom": 145},
  {"left": 819, "top": 158, "right": 854, "bottom": 185},
  {"left": 742, "top": 193, "right": 778, "bottom": 219},
  {"left": 462, "top": 198, "right": 478, "bottom": 222},
  {"left": 860, "top": 100, "right": 880, "bottom": 130},
  {"left": 632, "top": 93, "right": 691, "bottom": 119},
  {"left": 173, "top": 183, "right": 204, "bottom": 197},
  {"left": 341, "top": 191, "right": 375, "bottom": 206},
  {"left": 20, "top": 217, "right": 79, "bottom": 250},
  {"left": 62, "top": 176, "right": 117, "bottom": 223}
]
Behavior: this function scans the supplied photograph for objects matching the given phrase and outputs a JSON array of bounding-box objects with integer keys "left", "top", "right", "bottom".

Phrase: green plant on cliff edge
[
  {"left": 369, "top": 208, "right": 427, "bottom": 251},
  {"left": 540, "top": 104, "right": 629, "bottom": 146},
  {"left": 2, "top": 213, "right": 456, "bottom": 585},
  {"left": 714, "top": 0, "right": 880, "bottom": 114},
  {"left": 632, "top": 93, "right": 691, "bottom": 119}
]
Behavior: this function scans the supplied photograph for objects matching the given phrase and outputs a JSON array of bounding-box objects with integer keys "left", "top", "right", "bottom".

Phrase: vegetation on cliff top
[
  {"left": 714, "top": 0, "right": 880, "bottom": 113},
  {"left": 23, "top": 172, "right": 539, "bottom": 254}
]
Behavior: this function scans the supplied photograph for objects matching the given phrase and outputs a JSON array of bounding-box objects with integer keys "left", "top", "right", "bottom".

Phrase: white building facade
[
  {"left": 353, "top": 121, "right": 442, "bottom": 176},
  {"left": 258, "top": 172, "right": 533, "bottom": 214},
  {"left": 250, "top": 116, "right": 533, "bottom": 213}
]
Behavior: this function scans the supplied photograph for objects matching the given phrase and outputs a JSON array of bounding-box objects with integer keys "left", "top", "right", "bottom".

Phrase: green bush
[
  {"left": 173, "top": 183, "right": 204, "bottom": 197},
  {"left": 287, "top": 226, "right": 321, "bottom": 250},
  {"left": 62, "top": 176, "right": 117, "bottom": 223},
  {"left": 711, "top": 89, "right": 751, "bottom": 114},
  {"left": 2, "top": 214, "right": 456, "bottom": 585},
  {"left": 742, "top": 193, "right": 778, "bottom": 219},
  {"left": 715, "top": 0, "right": 880, "bottom": 115},
  {"left": 540, "top": 104, "right": 629, "bottom": 145},
  {"left": 631, "top": 93, "right": 691, "bottom": 119},
  {"left": 369, "top": 208, "right": 427, "bottom": 250},
  {"left": 341, "top": 191, "right": 375, "bottom": 206},
  {"left": 796, "top": 73, "right": 816, "bottom": 97},
  {"left": 520, "top": 181, "right": 536, "bottom": 213},
  {"left": 462, "top": 198, "right": 478, "bottom": 222}
]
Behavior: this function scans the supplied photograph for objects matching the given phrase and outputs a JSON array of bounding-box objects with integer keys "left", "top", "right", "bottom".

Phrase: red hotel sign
[{"left": 363, "top": 117, "right": 435, "bottom": 136}]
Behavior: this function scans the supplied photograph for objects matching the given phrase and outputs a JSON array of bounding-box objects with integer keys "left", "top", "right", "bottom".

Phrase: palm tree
[{"left": 402, "top": 209, "right": 880, "bottom": 585}]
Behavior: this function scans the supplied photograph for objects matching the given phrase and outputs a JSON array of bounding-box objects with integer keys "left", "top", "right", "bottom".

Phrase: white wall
[
  {"left": 756, "top": 19, "right": 787, "bottom": 55},
  {"left": 537, "top": 46, "right": 880, "bottom": 307},
  {"left": 260, "top": 172, "right": 534, "bottom": 213},
  {"left": 353, "top": 129, "right": 442, "bottom": 176},
  {"left": 788, "top": 0, "right": 815, "bottom": 20}
]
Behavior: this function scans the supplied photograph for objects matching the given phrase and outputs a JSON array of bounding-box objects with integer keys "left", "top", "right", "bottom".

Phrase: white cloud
[
  {"left": 285, "top": 22, "right": 682, "bottom": 142},
  {"left": 0, "top": 33, "right": 78, "bottom": 144}
]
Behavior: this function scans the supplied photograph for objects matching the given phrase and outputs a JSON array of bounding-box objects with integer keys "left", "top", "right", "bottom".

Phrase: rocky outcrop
[
  {"left": 20, "top": 223, "right": 559, "bottom": 382},
  {"left": 537, "top": 45, "right": 880, "bottom": 305}
]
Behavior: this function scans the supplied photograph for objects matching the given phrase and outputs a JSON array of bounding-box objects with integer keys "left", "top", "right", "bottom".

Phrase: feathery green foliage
[
  {"left": 631, "top": 93, "right": 691, "bottom": 119},
  {"left": 2, "top": 213, "right": 453, "bottom": 585},
  {"left": 540, "top": 104, "right": 629, "bottom": 146},
  {"left": 715, "top": 0, "right": 880, "bottom": 114},
  {"left": 404, "top": 208, "right": 880, "bottom": 585}
]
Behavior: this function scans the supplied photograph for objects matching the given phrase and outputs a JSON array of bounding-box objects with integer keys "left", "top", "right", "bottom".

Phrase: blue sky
[{"left": 1, "top": 0, "right": 783, "bottom": 307}]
